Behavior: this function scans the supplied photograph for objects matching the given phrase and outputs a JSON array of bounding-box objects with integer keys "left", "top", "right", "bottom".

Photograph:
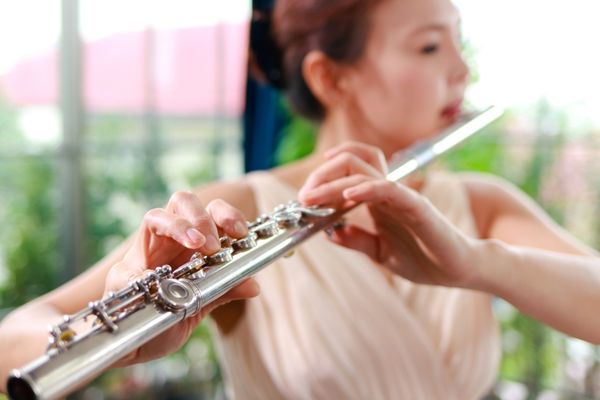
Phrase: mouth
[{"left": 441, "top": 99, "right": 463, "bottom": 120}]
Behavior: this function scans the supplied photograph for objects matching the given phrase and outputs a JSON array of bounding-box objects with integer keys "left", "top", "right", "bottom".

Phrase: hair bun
[{"left": 250, "top": 10, "right": 286, "bottom": 90}]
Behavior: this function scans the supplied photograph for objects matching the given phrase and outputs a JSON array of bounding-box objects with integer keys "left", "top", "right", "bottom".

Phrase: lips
[{"left": 442, "top": 100, "right": 463, "bottom": 120}]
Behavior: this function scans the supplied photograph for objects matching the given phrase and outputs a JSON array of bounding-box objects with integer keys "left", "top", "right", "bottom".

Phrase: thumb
[
  {"left": 104, "top": 261, "right": 147, "bottom": 295},
  {"left": 327, "top": 225, "right": 381, "bottom": 261}
]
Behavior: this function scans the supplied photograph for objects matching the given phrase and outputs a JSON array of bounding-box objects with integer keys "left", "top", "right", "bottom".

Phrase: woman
[
  {"left": 208, "top": 0, "right": 598, "bottom": 398},
  {"left": 2, "top": 0, "right": 597, "bottom": 399}
]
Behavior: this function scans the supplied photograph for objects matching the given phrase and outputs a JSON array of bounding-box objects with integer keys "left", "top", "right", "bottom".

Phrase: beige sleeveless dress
[{"left": 211, "top": 171, "right": 500, "bottom": 400}]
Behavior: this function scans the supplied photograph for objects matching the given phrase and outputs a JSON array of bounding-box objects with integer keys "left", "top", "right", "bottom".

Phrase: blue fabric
[
  {"left": 243, "top": 77, "right": 286, "bottom": 172},
  {"left": 243, "top": 0, "right": 286, "bottom": 172}
]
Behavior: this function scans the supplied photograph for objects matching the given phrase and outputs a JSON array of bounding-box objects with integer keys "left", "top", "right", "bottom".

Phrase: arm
[
  {"left": 462, "top": 173, "right": 600, "bottom": 342},
  {"left": 299, "top": 142, "right": 600, "bottom": 344},
  {"left": 474, "top": 239, "right": 600, "bottom": 344}
]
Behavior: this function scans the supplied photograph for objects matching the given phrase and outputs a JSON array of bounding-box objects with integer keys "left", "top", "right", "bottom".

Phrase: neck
[
  {"left": 313, "top": 110, "right": 399, "bottom": 160},
  {"left": 275, "top": 111, "right": 426, "bottom": 192},
  {"left": 277, "top": 110, "right": 411, "bottom": 190}
]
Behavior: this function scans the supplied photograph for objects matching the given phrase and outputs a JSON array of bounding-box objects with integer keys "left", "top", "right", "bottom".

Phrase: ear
[{"left": 302, "top": 51, "right": 350, "bottom": 111}]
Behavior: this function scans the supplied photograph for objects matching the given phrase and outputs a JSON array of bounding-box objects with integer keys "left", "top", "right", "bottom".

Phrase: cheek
[
  {"left": 396, "top": 66, "right": 443, "bottom": 111},
  {"left": 365, "top": 66, "right": 443, "bottom": 128},
  {"left": 345, "top": 60, "right": 447, "bottom": 145},
  {"left": 391, "top": 66, "right": 448, "bottom": 136}
]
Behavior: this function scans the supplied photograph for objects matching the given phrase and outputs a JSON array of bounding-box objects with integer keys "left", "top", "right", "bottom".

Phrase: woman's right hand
[
  {"left": 105, "top": 191, "right": 260, "bottom": 366},
  {"left": 299, "top": 142, "right": 483, "bottom": 289}
]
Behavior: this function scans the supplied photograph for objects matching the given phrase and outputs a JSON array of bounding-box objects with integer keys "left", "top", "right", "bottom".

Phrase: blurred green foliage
[
  {"left": 274, "top": 100, "right": 317, "bottom": 165},
  {"left": 0, "top": 98, "right": 61, "bottom": 309},
  {"left": 0, "top": 157, "right": 61, "bottom": 306}
]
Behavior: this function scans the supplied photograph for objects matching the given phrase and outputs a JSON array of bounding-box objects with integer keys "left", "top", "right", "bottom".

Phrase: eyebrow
[
  {"left": 409, "top": 18, "right": 462, "bottom": 37},
  {"left": 411, "top": 24, "right": 446, "bottom": 34}
]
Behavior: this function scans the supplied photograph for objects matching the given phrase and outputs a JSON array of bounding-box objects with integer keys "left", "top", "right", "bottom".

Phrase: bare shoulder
[
  {"left": 454, "top": 172, "right": 545, "bottom": 238},
  {"left": 457, "top": 171, "right": 549, "bottom": 214},
  {"left": 457, "top": 172, "right": 529, "bottom": 204},
  {"left": 454, "top": 172, "right": 593, "bottom": 254},
  {"left": 191, "top": 177, "right": 259, "bottom": 221}
]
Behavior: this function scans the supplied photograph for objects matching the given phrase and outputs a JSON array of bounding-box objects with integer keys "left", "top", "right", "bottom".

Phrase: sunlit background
[{"left": 1, "top": 0, "right": 599, "bottom": 399}]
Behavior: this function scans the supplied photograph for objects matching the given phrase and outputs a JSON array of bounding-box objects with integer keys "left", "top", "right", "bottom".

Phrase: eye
[{"left": 421, "top": 43, "right": 439, "bottom": 54}]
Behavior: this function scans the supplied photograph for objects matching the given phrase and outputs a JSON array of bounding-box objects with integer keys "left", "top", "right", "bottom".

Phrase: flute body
[{"left": 7, "top": 106, "right": 503, "bottom": 400}]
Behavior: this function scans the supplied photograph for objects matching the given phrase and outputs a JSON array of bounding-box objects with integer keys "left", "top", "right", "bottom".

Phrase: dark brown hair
[{"left": 272, "top": 0, "right": 380, "bottom": 121}]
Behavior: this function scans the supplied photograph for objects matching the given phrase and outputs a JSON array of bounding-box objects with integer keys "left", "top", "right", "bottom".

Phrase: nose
[{"left": 449, "top": 47, "right": 469, "bottom": 85}]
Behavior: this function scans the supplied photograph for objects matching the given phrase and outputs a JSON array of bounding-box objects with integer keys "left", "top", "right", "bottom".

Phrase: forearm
[
  {"left": 473, "top": 239, "right": 600, "bottom": 344},
  {"left": 0, "top": 303, "right": 63, "bottom": 393}
]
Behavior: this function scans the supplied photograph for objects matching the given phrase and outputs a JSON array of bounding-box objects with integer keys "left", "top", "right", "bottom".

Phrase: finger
[
  {"left": 344, "top": 180, "right": 431, "bottom": 229},
  {"left": 343, "top": 180, "right": 422, "bottom": 217},
  {"left": 206, "top": 199, "right": 249, "bottom": 239},
  {"left": 166, "top": 191, "right": 221, "bottom": 254},
  {"left": 327, "top": 224, "right": 380, "bottom": 261},
  {"left": 104, "top": 263, "right": 149, "bottom": 294},
  {"left": 299, "top": 152, "right": 384, "bottom": 200},
  {"left": 324, "top": 142, "right": 388, "bottom": 174},
  {"left": 346, "top": 180, "right": 464, "bottom": 256},
  {"left": 300, "top": 174, "right": 372, "bottom": 207},
  {"left": 143, "top": 208, "right": 207, "bottom": 249}
]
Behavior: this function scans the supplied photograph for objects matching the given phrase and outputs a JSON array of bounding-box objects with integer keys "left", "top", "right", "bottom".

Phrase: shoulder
[
  {"left": 456, "top": 172, "right": 526, "bottom": 202},
  {"left": 453, "top": 172, "right": 543, "bottom": 237},
  {"left": 456, "top": 172, "right": 542, "bottom": 213},
  {"left": 454, "top": 172, "right": 595, "bottom": 254},
  {"left": 423, "top": 171, "right": 525, "bottom": 210}
]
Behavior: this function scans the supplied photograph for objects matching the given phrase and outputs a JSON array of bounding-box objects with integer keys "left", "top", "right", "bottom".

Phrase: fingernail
[
  {"left": 186, "top": 228, "right": 205, "bottom": 246},
  {"left": 234, "top": 221, "right": 247, "bottom": 236},
  {"left": 204, "top": 235, "right": 220, "bottom": 253}
]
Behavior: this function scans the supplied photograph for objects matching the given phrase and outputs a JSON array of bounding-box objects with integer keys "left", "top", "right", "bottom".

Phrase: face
[{"left": 338, "top": 0, "right": 469, "bottom": 153}]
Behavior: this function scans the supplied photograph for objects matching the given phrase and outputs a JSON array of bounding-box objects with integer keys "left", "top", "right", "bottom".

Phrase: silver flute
[{"left": 7, "top": 106, "right": 503, "bottom": 400}]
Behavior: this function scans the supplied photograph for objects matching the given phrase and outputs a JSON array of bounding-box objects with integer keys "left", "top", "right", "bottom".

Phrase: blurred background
[{"left": 0, "top": 0, "right": 599, "bottom": 399}]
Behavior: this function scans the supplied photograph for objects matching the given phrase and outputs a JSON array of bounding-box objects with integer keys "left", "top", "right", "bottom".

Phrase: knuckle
[
  {"left": 354, "top": 173, "right": 370, "bottom": 183},
  {"left": 375, "top": 181, "right": 396, "bottom": 201},
  {"left": 188, "top": 214, "right": 211, "bottom": 228},
  {"left": 172, "top": 216, "right": 193, "bottom": 231},
  {"left": 144, "top": 208, "right": 164, "bottom": 220},
  {"left": 206, "top": 198, "right": 228, "bottom": 210},
  {"left": 207, "top": 199, "right": 245, "bottom": 222},
  {"left": 408, "top": 197, "right": 429, "bottom": 225},
  {"left": 169, "top": 190, "right": 194, "bottom": 204},
  {"left": 339, "top": 152, "right": 354, "bottom": 163},
  {"left": 363, "top": 142, "right": 380, "bottom": 154}
]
